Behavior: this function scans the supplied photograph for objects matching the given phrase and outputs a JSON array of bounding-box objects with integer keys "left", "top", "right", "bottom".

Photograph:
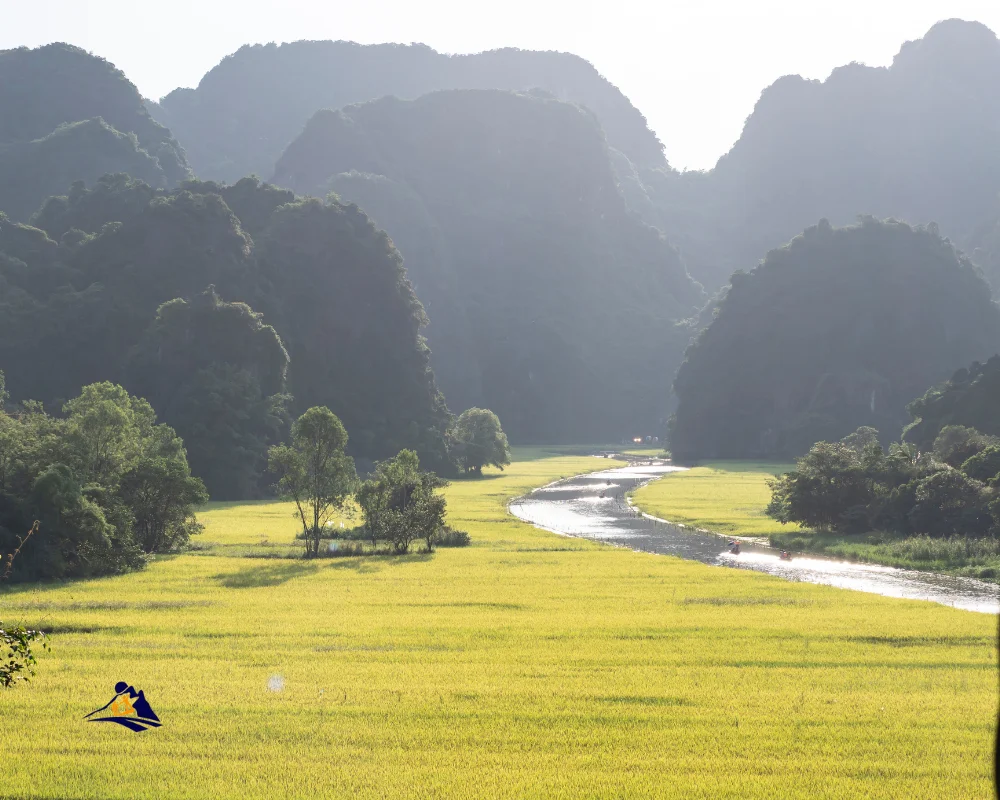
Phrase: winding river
[{"left": 508, "top": 458, "right": 1000, "bottom": 614}]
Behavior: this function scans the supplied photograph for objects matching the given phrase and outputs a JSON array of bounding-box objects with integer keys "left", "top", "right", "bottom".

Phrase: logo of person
[{"left": 84, "top": 681, "right": 162, "bottom": 732}]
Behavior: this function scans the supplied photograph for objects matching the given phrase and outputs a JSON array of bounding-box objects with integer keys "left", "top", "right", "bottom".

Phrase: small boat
[{"left": 779, "top": 551, "right": 792, "bottom": 561}]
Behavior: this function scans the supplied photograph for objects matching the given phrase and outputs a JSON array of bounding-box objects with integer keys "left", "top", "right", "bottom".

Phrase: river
[{"left": 508, "top": 458, "right": 999, "bottom": 614}]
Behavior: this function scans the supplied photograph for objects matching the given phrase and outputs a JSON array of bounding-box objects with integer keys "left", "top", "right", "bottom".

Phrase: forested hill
[
  {"left": 669, "top": 218, "right": 1000, "bottom": 460},
  {"left": 151, "top": 41, "right": 665, "bottom": 182},
  {"left": 641, "top": 18, "right": 1000, "bottom": 292},
  {"left": 0, "top": 43, "right": 190, "bottom": 220},
  {"left": 273, "top": 89, "right": 702, "bottom": 443},
  {"left": 0, "top": 175, "right": 451, "bottom": 497}
]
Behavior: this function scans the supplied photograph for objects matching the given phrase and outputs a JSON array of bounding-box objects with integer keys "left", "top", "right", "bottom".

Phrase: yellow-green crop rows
[
  {"left": 632, "top": 461, "right": 802, "bottom": 538},
  {"left": 0, "top": 448, "right": 995, "bottom": 798}
]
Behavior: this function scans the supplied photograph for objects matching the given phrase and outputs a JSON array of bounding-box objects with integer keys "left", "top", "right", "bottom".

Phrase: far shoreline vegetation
[{"left": 633, "top": 449, "right": 1000, "bottom": 584}]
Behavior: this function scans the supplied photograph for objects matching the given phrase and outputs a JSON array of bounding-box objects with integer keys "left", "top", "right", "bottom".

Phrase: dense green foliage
[
  {"left": 0, "top": 43, "right": 188, "bottom": 221},
  {"left": 126, "top": 288, "right": 291, "bottom": 499},
  {"left": 268, "top": 407, "right": 357, "bottom": 557},
  {"left": 767, "top": 425, "right": 1000, "bottom": 539},
  {"left": 0, "top": 119, "right": 167, "bottom": 222},
  {"left": 633, "top": 20, "right": 1000, "bottom": 292},
  {"left": 0, "top": 174, "right": 452, "bottom": 491},
  {"left": 255, "top": 198, "right": 452, "bottom": 468},
  {"left": 151, "top": 41, "right": 665, "bottom": 183},
  {"left": 356, "top": 449, "right": 448, "bottom": 553},
  {"left": 0, "top": 621, "right": 47, "bottom": 688},
  {"left": 904, "top": 355, "right": 1000, "bottom": 450},
  {"left": 670, "top": 218, "right": 1000, "bottom": 460},
  {"left": 275, "top": 90, "right": 701, "bottom": 442},
  {"left": 448, "top": 408, "right": 511, "bottom": 475},
  {"left": 0, "top": 378, "right": 206, "bottom": 581}
]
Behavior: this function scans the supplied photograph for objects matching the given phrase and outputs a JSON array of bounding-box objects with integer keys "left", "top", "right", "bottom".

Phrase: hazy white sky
[{"left": 4, "top": 0, "right": 1000, "bottom": 170}]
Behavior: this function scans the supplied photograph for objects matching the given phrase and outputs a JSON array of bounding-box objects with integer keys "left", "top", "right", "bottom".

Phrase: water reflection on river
[{"left": 509, "top": 460, "right": 999, "bottom": 614}]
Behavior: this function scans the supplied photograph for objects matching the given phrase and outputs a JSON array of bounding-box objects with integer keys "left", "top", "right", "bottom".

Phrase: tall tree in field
[
  {"left": 269, "top": 407, "right": 356, "bottom": 557},
  {"left": 448, "top": 408, "right": 511, "bottom": 475}
]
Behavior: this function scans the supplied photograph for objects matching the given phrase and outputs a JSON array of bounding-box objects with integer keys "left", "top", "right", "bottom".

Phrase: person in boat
[
  {"left": 780, "top": 550, "right": 791, "bottom": 561},
  {"left": 728, "top": 540, "right": 741, "bottom": 555}
]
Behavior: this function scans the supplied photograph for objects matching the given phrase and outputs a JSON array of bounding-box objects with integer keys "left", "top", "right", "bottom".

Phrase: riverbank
[
  {"left": 0, "top": 448, "right": 995, "bottom": 798},
  {"left": 630, "top": 461, "right": 1000, "bottom": 583}
]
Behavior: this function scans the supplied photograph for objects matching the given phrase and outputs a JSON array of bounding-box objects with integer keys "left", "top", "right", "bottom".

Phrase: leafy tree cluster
[
  {"left": 0, "top": 174, "right": 452, "bottom": 496},
  {"left": 274, "top": 90, "right": 702, "bottom": 442},
  {"left": 151, "top": 41, "right": 666, "bottom": 184},
  {"left": 355, "top": 449, "right": 448, "bottom": 554},
  {"left": 269, "top": 408, "right": 449, "bottom": 555},
  {"left": 447, "top": 408, "right": 511, "bottom": 475},
  {"left": 0, "top": 43, "right": 189, "bottom": 222},
  {"left": 0, "top": 377, "right": 207, "bottom": 582},
  {"left": 670, "top": 218, "right": 1000, "bottom": 460},
  {"left": 767, "top": 425, "right": 1000, "bottom": 539},
  {"left": 904, "top": 355, "right": 1000, "bottom": 450}
]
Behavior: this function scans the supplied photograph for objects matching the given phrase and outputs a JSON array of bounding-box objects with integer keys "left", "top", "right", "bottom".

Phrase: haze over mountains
[
  {"left": 1, "top": 17, "right": 1000, "bottom": 472},
  {"left": 273, "top": 88, "right": 701, "bottom": 441},
  {"left": 641, "top": 18, "right": 1000, "bottom": 291},
  {"left": 148, "top": 42, "right": 667, "bottom": 182}
]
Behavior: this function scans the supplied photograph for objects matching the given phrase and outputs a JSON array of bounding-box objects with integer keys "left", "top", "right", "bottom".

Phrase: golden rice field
[
  {"left": 632, "top": 461, "right": 802, "bottom": 539},
  {"left": 0, "top": 448, "right": 996, "bottom": 799}
]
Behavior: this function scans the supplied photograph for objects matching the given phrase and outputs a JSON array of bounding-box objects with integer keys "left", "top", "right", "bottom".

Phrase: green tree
[
  {"left": 409, "top": 478, "right": 448, "bottom": 553},
  {"left": 961, "top": 446, "right": 1000, "bottom": 483},
  {"left": 908, "top": 468, "right": 992, "bottom": 537},
  {"left": 269, "top": 407, "right": 357, "bottom": 557},
  {"left": 0, "top": 622, "right": 47, "bottom": 689},
  {"left": 356, "top": 450, "right": 447, "bottom": 553},
  {"left": 766, "top": 439, "right": 876, "bottom": 532},
  {"left": 905, "top": 357, "right": 1000, "bottom": 451},
  {"left": 931, "top": 426, "right": 1000, "bottom": 468},
  {"left": 0, "top": 380, "right": 202, "bottom": 581},
  {"left": 448, "top": 408, "right": 511, "bottom": 475},
  {"left": 62, "top": 382, "right": 156, "bottom": 486},
  {"left": 119, "top": 455, "right": 208, "bottom": 553}
]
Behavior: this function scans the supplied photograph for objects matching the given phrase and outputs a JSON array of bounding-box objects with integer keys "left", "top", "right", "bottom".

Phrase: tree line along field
[{"left": 0, "top": 449, "right": 995, "bottom": 799}]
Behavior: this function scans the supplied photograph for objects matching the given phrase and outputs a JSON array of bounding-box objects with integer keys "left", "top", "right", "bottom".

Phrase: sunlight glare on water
[{"left": 509, "top": 459, "right": 999, "bottom": 614}]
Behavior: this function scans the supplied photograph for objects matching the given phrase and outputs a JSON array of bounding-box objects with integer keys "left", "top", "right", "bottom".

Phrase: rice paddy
[
  {"left": 0, "top": 449, "right": 995, "bottom": 799},
  {"left": 631, "top": 460, "right": 801, "bottom": 538}
]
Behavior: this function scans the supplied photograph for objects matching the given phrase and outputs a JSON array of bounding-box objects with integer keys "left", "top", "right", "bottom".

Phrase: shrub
[
  {"left": 0, "top": 622, "right": 48, "bottom": 688},
  {"left": 436, "top": 527, "right": 471, "bottom": 547}
]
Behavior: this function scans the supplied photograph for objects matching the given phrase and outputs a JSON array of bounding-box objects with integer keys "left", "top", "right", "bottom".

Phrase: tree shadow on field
[
  {"left": 324, "top": 552, "right": 433, "bottom": 574},
  {"left": 452, "top": 473, "right": 505, "bottom": 483},
  {"left": 213, "top": 561, "right": 319, "bottom": 588}
]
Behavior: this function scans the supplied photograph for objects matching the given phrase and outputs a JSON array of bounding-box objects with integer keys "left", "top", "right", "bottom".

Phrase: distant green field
[
  {"left": 0, "top": 449, "right": 995, "bottom": 799},
  {"left": 632, "top": 461, "right": 800, "bottom": 538}
]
